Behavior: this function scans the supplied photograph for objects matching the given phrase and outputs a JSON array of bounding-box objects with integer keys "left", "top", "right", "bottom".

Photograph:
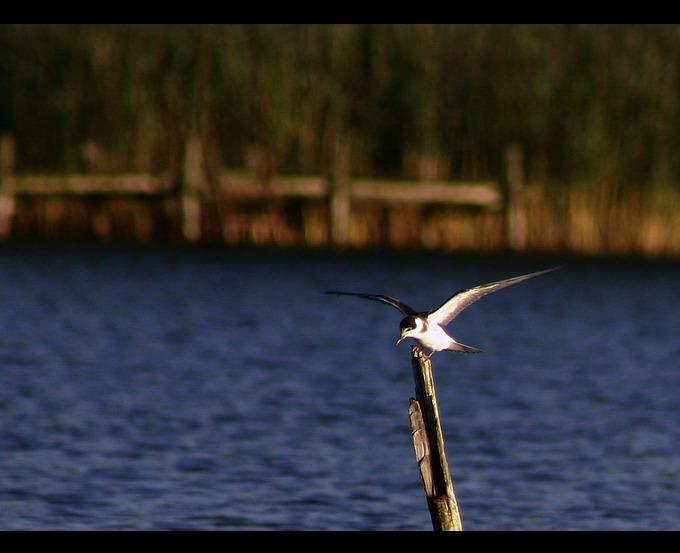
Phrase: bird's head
[{"left": 396, "top": 315, "right": 424, "bottom": 345}]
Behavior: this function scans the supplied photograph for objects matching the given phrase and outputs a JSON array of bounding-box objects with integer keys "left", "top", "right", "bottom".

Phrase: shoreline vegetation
[
  {"left": 10, "top": 189, "right": 679, "bottom": 259},
  {"left": 3, "top": 165, "right": 680, "bottom": 259},
  {"left": 2, "top": 24, "right": 680, "bottom": 257}
]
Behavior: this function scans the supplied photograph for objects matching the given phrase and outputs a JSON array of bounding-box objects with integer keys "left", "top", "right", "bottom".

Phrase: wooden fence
[{"left": 0, "top": 134, "right": 528, "bottom": 249}]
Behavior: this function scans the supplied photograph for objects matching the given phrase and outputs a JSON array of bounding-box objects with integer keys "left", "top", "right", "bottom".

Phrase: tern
[{"left": 326, "top": 267, "right": 558, "bottom": 359}]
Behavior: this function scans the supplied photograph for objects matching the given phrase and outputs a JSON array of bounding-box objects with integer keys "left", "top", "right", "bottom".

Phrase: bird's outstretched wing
[
  {"left": 429, "top": 267, "right": 560, "bottom": 327},
  {"left": 325, "top": 291, "right": 417, "bottom": 316}
]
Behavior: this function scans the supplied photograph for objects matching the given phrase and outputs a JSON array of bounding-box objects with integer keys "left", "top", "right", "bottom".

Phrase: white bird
[{"left": 326, "top": 267, "right": 559, "bottom": 358}]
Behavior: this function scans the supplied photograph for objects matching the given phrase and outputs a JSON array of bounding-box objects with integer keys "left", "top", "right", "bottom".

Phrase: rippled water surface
[{"left": 0, "top": 245, "right": 679, "bottom": 530}]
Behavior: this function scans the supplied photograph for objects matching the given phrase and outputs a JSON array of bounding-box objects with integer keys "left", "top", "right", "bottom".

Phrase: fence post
[
  {"left": 409, "top": 346, "right": 463, "bottom": 531},
  {"left": 182, "top": 133, "right": 204, "bottom": 242},
  {"left": 506, "top": 143, "right": 527, "bottom": 251},
  {"left": 0, "top": 134, "right": 16, "bottom": 239},
  {"left": 329, "top": 136, "right": 351, "bottom": 247}
]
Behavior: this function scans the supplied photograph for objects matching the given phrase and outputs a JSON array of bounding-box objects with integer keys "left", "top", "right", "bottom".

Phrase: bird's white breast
[{"left": 414, "top": 323, "right": 455, "bottom": 351}]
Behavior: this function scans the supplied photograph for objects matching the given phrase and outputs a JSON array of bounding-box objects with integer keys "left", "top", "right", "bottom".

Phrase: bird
[{"left": 326, "top": 267, "right": 559, "bottom": 359}]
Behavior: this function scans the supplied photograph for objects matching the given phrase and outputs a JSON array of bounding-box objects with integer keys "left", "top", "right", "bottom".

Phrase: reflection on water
[{"left": 0, "top": 245, "right": 679, "bottom": 530}]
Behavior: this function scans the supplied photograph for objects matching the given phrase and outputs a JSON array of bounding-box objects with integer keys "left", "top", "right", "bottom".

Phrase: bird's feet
[{"left": 412, "top": 345, "right": 434, "bottom": 360}]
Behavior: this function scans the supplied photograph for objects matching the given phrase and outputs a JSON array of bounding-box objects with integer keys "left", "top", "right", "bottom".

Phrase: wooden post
[
  {"left": 409, "top": 346, "right": 463, "bottom": 531},
  {"left": 182, "top": 133, "right": 204, "bottom": 242},
  {"left": 329, "top": 137, "right": 350, "bottom": 247},
  {"left": 0, "top": 134, "right": 16, "bottom": 239},
  {"left": 506, "top": 143, "right": 527, "bottom": 251}
]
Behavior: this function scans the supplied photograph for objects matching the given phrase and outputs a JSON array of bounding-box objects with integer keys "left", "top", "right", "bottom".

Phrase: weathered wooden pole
[
  {"left": 181, "top": 133, "right": 204, "bottom": 242},
  {"left": 505, "top": 143, "right": 527, "bottom": 252},
  {"left": 0, "top": 133, "right": 16, "bottom": 239},
  {"left": 409, "top": 346, "right": 463, "bottom": 531},
  {"left": 329, "top": 136, "right": 351, "bottom": 248}
]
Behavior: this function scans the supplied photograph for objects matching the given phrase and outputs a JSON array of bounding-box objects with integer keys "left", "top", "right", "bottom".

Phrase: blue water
[{"left": 0, "top": 245, "right": 679, "bottom": 530}]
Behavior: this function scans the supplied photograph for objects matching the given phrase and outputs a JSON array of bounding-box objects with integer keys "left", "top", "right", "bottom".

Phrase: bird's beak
[{"left": 396, "top": 331, "right": 406, "bottom": 346}]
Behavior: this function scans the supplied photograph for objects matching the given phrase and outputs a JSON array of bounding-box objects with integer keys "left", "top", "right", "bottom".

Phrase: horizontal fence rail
[
  {"left": 5, "top": 174, "right": 175, "bottom": 195},
  {"left": 216, "top": 173, "right": 502, "bottom": 207}
]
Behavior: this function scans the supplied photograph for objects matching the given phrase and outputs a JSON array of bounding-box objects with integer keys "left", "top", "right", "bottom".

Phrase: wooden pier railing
[{"left": 0, "top": 133, "right": 527, "bottom": 248}]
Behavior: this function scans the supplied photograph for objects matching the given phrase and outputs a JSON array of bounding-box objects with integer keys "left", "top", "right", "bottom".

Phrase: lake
[{"left": 0, "top": 244, "right": 679, "bottom": 530}]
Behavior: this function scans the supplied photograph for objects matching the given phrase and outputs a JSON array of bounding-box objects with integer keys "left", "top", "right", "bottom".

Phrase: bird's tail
[{"left": 449, "top": 341, "right": 483, "bottom": 354}]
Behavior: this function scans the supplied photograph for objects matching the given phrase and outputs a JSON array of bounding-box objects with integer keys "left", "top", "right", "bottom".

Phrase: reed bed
[{"left": 3, "top": 25, "right": 680, "bottom": 256}]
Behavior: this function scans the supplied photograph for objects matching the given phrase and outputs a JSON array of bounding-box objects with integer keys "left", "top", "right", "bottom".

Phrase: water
[{"left": 0, "top": 245, "right": 679, "bottom": 530}]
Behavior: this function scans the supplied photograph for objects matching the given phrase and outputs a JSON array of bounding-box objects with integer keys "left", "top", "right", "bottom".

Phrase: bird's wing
[
  {"left": 428, "top": 267, "right": 560, "bottom": 327},
  {"left": 325, "top": 291, "right": 417, "bottom": 316}
]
